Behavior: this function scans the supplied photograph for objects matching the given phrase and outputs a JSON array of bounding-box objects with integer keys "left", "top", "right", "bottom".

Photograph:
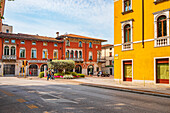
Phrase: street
[{"left": 0, "top": 77, "right": 170, "bottom": 113}]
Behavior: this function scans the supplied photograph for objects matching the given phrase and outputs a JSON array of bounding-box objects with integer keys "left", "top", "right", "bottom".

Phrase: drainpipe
[{"left": 142, "top": 0, "right": 144, "bottom": 48}]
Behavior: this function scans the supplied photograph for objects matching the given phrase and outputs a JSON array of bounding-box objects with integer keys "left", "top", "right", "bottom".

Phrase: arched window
[
  {"left": 79, "top": 41, "right": 82, "bottom": 47},
  {"left": 79, "top": 51, "right": 82, "bottom": 58},
  {"left": 89, "top": 42, "right": 92, "bottom": 48},
  {"left": 124, "top": 0, "right": 131, "bottom": 12},
  {"left": 75, "top": 51, "right": 78, "bottom": 58},
  {"left": 157, "top": 15, "right": 167, "bottom": 37},
  {"left": 4, "top": 46, "right": 9, "bottom": 55},
  {"left": 66, "top": 50, "right": 69, "bottom": 58},
  {"left": 71, "top": 50, "right": 74, "bottom": 58},
  {"left": 124, "top": 24, "right": 131, "bottom": 43},
  {"left": 66, "top": 40, "right": 70, "bottom": 46},
  {"left": 53, "top": 50, "right": 58, "bottom": 59},
  {"left": 89, "top": 51, "right": 93, "bottom": 60},
  {"left": 11, "top": 46, "right": 15, "bottom": 55}
]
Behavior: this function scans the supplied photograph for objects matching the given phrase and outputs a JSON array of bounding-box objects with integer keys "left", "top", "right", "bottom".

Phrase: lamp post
[{"left": 62, "top": 32, "right": 68, "bottom": 60}]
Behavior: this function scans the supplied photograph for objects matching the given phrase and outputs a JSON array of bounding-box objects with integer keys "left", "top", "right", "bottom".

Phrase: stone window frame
[
  {"left": 121, "top": 20, "right": 133, "bottom": 50},
  {"left": 20, "top": 47, "right": 26, "bottom": 58},
  {"left": 31, "top": 48, "right": 37, "bottom": 58},
  {"left": 122, "top": 0, "right": 133, "bottom": 15},
  {"left": 154, "top": 11, "right": 169, "bottom": 39}
]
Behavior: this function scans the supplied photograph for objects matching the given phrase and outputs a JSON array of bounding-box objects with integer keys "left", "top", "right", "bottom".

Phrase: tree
[{"left": 47, "top": 60, "right": 75, "bottom": 72}]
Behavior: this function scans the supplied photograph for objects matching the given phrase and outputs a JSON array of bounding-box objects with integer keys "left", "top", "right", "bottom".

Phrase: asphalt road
[{"left": 0, "top": 77, "right": 170, "bottom": 113}]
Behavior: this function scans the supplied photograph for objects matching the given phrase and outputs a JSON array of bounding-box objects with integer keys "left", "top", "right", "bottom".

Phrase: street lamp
[{"left": 62, "top": 32, "right": 68, "bottom": 59}]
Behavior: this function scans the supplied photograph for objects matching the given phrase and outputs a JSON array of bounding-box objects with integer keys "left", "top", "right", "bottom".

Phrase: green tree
[{"left": 48, "top": 60, "right": 75, "bottom": 73}]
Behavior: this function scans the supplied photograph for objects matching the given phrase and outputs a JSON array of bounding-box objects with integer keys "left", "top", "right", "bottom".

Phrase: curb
[{"left": 80, "top": 83, "right": 170, "bottom": 98}]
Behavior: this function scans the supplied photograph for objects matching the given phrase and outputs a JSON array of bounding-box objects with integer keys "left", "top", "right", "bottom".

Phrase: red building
[
  {"left": 57, "top": 34, "right": 107, "bottom": 75},
  {"left": 0, "top": 32, "right": 106, "bottom": 76}
]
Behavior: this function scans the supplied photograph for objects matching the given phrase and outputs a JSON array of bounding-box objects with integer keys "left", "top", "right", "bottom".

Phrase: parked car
[{"left": 97, "top": 71, "right": 110, "bottom": 77}]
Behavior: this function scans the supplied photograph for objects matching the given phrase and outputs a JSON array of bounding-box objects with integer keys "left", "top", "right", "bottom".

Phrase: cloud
[{"left": 4, "top": 0, "right": 113, "bottom": 44}]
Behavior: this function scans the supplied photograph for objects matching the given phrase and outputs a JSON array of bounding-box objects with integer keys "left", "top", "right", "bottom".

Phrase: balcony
[
  {"left": 2, "top": 55, "right": 17, "bottom": 60},
  {"left": 154, "top": 0, "right": 169, "bottom": 5},
  {"left": 155, "top": 36, "right": 170, "bottom": 47},
  {"left": 122, "top": 42, "right": 133, "bottom": 50},
  {"left": 97, "top": 58, "right": 106, "bottom": 63},
  {"left": 66, "top": 58, "right": 84, "bottom": 62}
]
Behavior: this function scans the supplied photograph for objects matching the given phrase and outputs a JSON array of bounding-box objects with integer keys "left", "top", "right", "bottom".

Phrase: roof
[
  {"left": 0, "top": 32, "right": 62, "bottom": 42},
  {"left": 102, "top": 44, "right": 114, "bottom": 48},
  {"left": 58, "top": 34, "right": 107, "bottom": 42}
]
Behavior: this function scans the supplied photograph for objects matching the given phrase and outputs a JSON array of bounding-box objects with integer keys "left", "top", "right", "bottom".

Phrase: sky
[{"left": 3, "top": 0, "right": 114, "bottom": 44}]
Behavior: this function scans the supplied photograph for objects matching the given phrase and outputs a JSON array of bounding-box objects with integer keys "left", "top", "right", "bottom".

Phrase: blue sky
[{"left": 3, "top": 0, "right": 114, "bottom": 44}]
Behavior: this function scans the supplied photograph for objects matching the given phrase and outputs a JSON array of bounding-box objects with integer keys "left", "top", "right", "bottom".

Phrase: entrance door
[
  {"left": 75, "top": 65, "right": 82, "bottom": 74},
  {"left": 123, "top": 61, "right": 132, "bottom": 81},
  {"left": 3, "top": 64, "right": 15, "bottom": 76},
  {"left": 87, "top": 65, "right": 94, "bottom": 75},
  {"left": 29, "top": 64, "right": 38, "bottom": 76},
  {"left": 156, "top": 59, "right": 169, "bottom": 84},
  {"left": 110, "top": 68, "right": 112, "bottom": 75}
]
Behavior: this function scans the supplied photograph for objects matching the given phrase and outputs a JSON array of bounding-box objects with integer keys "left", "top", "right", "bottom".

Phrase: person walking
[
  {"left": 51, "top": 72, "right": 54, "bottom": 80},
  {"left": 47, "top": 71, "right": 51, "bottom": 80}
]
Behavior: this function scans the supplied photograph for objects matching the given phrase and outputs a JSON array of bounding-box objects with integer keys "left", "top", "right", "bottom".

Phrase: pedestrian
[
  {"left": 29, "top": 71, "right": 32, "bottom": 76},
  {"left": 51, "top": 72, "right": 54, "bottom": 80},
  {"left": 47, "top": 71, "right": 51, "bottom": 80}
]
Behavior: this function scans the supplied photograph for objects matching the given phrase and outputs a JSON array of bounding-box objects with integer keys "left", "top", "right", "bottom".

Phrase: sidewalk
[
  {"left": 69, "top": 76, "right": 170, "bottom": 98},
  {"left": 24, "top": 76, "right": 170, "bottom": 98}
]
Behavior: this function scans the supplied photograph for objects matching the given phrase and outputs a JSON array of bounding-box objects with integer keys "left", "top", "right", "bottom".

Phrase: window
[
  {"left": 79, "top": 41, "right": 82, "bottom": 47},
  {"left": 79, "top": 51, "right": 82, "bottom": 58},
  {"left": 89, "top": 42, "right": 92, "bottom": 48},
  {"left": 109, "top": 60, "right": 112, "bottom": 65},
  {"left": 66, "top": 40, "right": 70, "bottom": 46},
  {"left": 53, "top": 50, "right": 58, "bottom": 59},
  {"left": 4, "top": 39, "right": 9, "bottom": 43},
  {"left": 124, "top": 24, "right": 131, "bottom": 43},
  {"left": 43, "top": 49, "right": 48, "bottom": 59},
  {"left": 4, "top": 46, "right": 9, "bottom": 55},
  {"left": 32, "top": 41, "right": 36, "bottom": 45},
  {"left": 75, "top": 51, "right": 78, "bottom": 58},
  {"left": 157, "top": 15, "right": 167, "bottom": 38},
  {"left": 21, "top": 40, "right": 25, "bottom": 44},
  {"left": 6, "top": 29, "right": 9, "bottom": 33},
  {"left": 54, "top": 43, "right": 58, "bottom": 47},
  {"left": 20, "top": 48, "right": 25, "bottom": 58},
  {"left": 11, "top": 46, "right": 15, "bottom": 55},
  {"left": 124, "top": 0, "right": 131, "bottom": 12},
  {"left": 31, "top": 49, "right": 37, "bottom": 58},
  {"left": 71, "top": 50, "right": 74, "bottom": 58},
  {"left": 11, "top": 39, "right": 15, "bottom": 43},
  {"left": 43, "top": 42, "right": 47, "bottom": 46},
  {"left": 89, "top": 51, "right": 93, "bottom": 60},
  {"left": 109, "top": 52, "right": 112, "bottom": 57}
]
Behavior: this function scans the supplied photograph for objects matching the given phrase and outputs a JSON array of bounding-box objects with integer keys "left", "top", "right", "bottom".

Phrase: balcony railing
[
  {"left": 97, "top": 58, "right": 106, "bottom": 63},
  {"left": 66, "top": 58, "right": 84, "bottom": 62},
  {"left": 155, "top": 36, "right": 170, "bottom": 47},
  {"left": 122, "top": 42, "right": 133, "bottom": 50},
  {"left": 2, "top": 55, "right": 17, "bottom": 60}
]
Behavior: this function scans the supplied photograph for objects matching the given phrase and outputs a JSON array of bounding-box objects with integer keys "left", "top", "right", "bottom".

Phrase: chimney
[{"left": 56, "top": 32, "right": 59, "bottom": 37}]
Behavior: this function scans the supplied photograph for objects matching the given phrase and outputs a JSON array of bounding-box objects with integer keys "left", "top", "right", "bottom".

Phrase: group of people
[{"left": 47, "top": 71, "right": 55, "bottom": 80}]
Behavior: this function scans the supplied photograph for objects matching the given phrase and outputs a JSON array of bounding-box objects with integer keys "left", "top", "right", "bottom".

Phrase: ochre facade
[{"left": 114, "top": 0, "right": 170, "bottom": 84}]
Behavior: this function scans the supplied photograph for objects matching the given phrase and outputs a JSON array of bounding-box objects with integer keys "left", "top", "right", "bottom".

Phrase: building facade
[
  {"left": 101, "top": 44, "right": 114, "bottom": 75},
  {"left": 0, "top": 33, "right": 63, "bottom": 76},
  {"left": 57, "top": 34, "right": 107, "bottom": 75},
  {"left": 0, "top": 0, "right": 5, "bottom": 32},
  {"left": 0, "top": 32, "right": 106, "bottom": 76},
  {"left": 2, "top": 24, "right": 13, "bottom": 33},
  {"left": 114, "top": 0, "right": 170, "bottom": 84}
]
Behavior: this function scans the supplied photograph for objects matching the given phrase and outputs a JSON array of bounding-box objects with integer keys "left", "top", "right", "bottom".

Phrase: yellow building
[{"left": 114, "top": 0, "right": 170, "bottom": 84}]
